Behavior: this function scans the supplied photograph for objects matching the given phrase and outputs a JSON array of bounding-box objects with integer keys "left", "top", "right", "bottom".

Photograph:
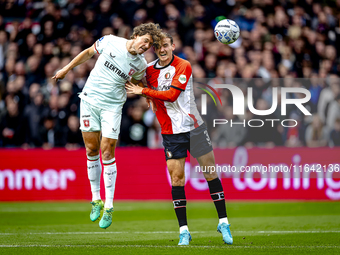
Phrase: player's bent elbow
[{"left": 87, "top": 46, "right": 96, "bottom": 57}]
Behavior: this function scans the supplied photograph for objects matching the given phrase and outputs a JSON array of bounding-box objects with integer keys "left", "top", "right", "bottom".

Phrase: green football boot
[
  {"left": 99, "top": 208, "right": 114, "bottom": 229},
  {"left": 90, "top": 200, "right": 104, "bottom": 222}
]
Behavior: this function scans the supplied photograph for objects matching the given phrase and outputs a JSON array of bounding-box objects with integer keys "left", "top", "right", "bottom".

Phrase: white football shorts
[{"left": 80, "top": 99, "right": 122, "bottom": 140}]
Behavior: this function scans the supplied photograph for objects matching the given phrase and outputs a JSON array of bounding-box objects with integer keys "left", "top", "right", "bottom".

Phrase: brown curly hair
[{"left": 130, "top": 23, "right": 163, "bottom": 48}]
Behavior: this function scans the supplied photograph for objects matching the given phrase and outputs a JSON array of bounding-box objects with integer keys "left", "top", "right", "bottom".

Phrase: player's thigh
[
  {"left": 100, "top": 110, "right": 121, "bottom": 159},
  {"left": 167, "top": 157, "right": 186, "bottom": 186},
  {"left": 80, "top": 100, "right": 101, "bottom": 132},
  {"left": 162, "top": 133, "right": 189, "bottom": 161},
  {"left": 197, "top": 150, "right": 215, "bottom": 167},
  {"left": 197, "top": 150, "right": 218, "bottom": 180},
  {"left": 190, "top": 124, "right": 213, "bottom": 159},
  {"left": 100, "top": 110, "right": 122, "bottom": 140},
  {"left": 190, "top": 124, "right": 216, "bottom": 179},
  {"left": 80, "top": 100, "right": 102, "bottom": 155},
  {"left": 82, "top": 131, "right": 101, "bottom": 156},
  {"left": 100, "top": 137, "right": 118, "bottom": 160}
]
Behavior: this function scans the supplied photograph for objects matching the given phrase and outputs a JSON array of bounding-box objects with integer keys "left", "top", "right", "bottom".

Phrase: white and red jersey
[
  {"left": 79, "top": 35, "right": 147, "bottom": 113},
  {"left": 144, "top": 55, "right": 203, "bottom": 135}
]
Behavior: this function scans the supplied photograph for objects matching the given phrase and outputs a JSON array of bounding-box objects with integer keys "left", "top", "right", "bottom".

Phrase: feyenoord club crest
[
  {"left": 166, "top": 149, "right": 173, "bottom": 158},
  {"left": 165, "top": 72, "right": 171, "bottom": 79}
]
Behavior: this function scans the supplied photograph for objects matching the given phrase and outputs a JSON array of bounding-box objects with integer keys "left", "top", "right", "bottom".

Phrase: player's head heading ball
[
  {"left": 160, "top": 32, "right": 173, "bottom": 45},
  {"left": 130, "top": 23, "right": 163, "bottom": 52},
  {"left": 154, "top": 32, "right": 175, "bottom": 65}
]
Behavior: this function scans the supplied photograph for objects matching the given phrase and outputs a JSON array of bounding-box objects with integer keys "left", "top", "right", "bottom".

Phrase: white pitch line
[
  {"left": 0, "top": 230, "right": 340, "bottom": 236},
  {"left": 0, "top": 245, "right": 339, "bottom": 249}
]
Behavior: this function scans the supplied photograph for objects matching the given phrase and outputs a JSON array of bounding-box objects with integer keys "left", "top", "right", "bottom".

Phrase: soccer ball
[{"left": 214, "top": 19, "right": 240, "bottom": 45}]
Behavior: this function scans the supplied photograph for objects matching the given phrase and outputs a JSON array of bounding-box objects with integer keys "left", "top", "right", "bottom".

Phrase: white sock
[
  {"left": 103, "top": 158, "right": 117, "bottom": 209},
  {"left": 219, "top": 217, "right": 229, "bottom": 224},
  {"left": 180, "top": 225, "right": 189, "bottom": 233},
  {"left": 87, "top": 155, "right": 102, "bottom": 201}
]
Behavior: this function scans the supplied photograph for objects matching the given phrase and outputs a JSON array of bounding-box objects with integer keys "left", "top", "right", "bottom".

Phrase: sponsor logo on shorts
[
  {"left": 166, "top": 149, "right": 173, "bottom": 159},
  {"left": 83, "top": 119, "right": 90, "bottom": 128},
  {"left": 112, "top": 128, "right": 117, "bottom": 133}
]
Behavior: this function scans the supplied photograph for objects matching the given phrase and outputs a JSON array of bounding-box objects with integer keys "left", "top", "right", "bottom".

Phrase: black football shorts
[{"left": 162, "top": 123, "right": 213, "bottom": 161}]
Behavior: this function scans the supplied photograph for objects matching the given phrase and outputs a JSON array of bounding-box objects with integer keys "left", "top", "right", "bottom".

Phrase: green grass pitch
[{"left": 0, "top": 201, "right": 339, "bottom": 254}]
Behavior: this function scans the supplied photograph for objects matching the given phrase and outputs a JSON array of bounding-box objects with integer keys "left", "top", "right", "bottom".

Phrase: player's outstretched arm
[
  {"left": 126, "top": 80, "right": 144, "bottom": 94},
  {"left": 127, "top": 79, "right": 157, "bottom": 113},
  {"left": 52, "top": 44, "right": 96, "bottom": 81},
  {"left": 125, "top": 80, "right": 181, "bottom": 102}
]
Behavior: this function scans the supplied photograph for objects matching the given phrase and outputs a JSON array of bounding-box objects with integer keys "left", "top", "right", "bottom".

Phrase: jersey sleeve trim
[
  {"left": 170, "top": 85, "right": 184, "bottom": 91},
  {"left": 94, "top": 43, "right": 99, "bottom": 54}
]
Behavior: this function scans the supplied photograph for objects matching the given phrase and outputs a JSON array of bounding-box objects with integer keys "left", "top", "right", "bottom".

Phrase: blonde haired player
[
  {"left": 126, "top": 33, "right": 233, "bottom": 245},
  {"left": 52, "top": 23, "right": 162, "bottom": 229}
]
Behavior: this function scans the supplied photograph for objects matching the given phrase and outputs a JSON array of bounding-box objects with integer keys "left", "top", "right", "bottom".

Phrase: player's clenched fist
[{"left": 52, "top": 68, "right": 69, "bottom": 81}]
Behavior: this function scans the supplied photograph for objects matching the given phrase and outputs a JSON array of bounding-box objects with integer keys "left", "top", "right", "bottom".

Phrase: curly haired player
[{"left": 52, "top": 23, "right": 163, "bottom": 229}]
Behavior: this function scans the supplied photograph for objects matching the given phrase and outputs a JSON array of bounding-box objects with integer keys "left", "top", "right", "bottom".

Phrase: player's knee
[
  {"left": 204, "top": 170, "right": 218, "bottom": 180},
  {"left": 86, "top": 145, "right": 99, "bottom": 156},
  {"left": 205, "top": 176, "right": 217, "bottom": 182},
  {"left": 101, "top": 150, "right": 114, "bottom": 161},
  {"left": 171, "top": 173, "right": 185, "bottom": 186}
]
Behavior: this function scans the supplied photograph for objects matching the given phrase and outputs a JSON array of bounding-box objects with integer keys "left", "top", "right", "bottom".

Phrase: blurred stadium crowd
[{"left": 0, "top": 0, "right": 340, "bottom": 149}]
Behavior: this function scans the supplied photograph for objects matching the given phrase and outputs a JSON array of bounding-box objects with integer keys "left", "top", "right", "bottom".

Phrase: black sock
[
  {"left": 171, "top": 186, "right": 187, "bottom": 227},
  {"left": 208, "top": 178, "right": 227, "bottom": 219}
]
